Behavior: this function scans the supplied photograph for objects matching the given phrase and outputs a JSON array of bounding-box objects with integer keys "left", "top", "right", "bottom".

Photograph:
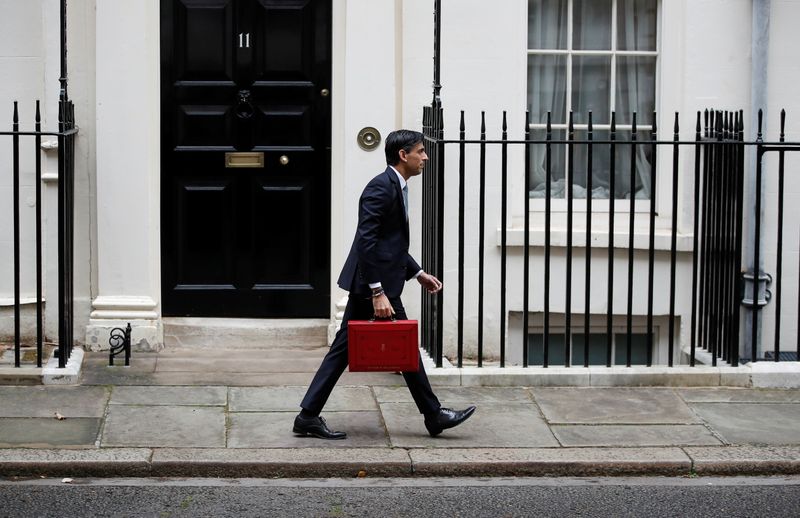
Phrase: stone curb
[
  {"left": 2, "top": 446, "right": 800, "bottom": 478},
  {"left": 149, "top": 448, "right": 412, "bottom": 478},
  {"left": 685, "top": 445, "right": 800, "bottom": 475},
  {"left": 0, "top": 448, "right": 152, "bottom": 477},
  {"left": 408, "top": 448, "right": 692, "bottom": 477}
]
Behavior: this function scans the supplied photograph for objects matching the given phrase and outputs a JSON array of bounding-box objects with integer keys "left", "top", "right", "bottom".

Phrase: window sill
[
  {"left": 497, "top": 227, "right": 693, "bottom": 252},
  {"left": 0, "top": 297, "right": 45, "bottom": 307}
]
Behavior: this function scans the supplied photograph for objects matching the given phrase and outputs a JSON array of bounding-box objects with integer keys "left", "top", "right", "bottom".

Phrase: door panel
[
  {"left": 174, "top": 178, "right": 236, "bottom": 286},
  {"left": 161, "top": 0, "right": 331, "bottom": 317},
  {"left": 252, "top": 0, "right": 314, "bottom": 80},
  {"left": 177, "top": 105, "right": 231, "bottom": 147},
  {"left": 175, "top": 0, "right": 235, "bottom": 80},
  {"left": 252, "top": 176, "right": 311, "bottom": 285},
  {"left": 255, "top": 104, "right": 311, "bottom": 145}
]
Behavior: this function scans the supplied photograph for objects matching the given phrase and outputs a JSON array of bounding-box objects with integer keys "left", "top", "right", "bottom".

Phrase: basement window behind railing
[{"left": 527, "top": 332, "right": 652, "bottom": 366}]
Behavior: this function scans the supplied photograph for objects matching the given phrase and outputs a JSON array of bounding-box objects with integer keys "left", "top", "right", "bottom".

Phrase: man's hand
[
  {"left": 372, "top": 293, "right": 395, "bottom": 319},
  {"left": 417, "top": 272, "right": 443, "bottom": 294}
]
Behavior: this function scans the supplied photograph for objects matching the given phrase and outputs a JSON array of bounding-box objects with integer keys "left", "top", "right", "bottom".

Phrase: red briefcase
[{"left": 347, "top": 319, "right": 419, "bottom": 372}]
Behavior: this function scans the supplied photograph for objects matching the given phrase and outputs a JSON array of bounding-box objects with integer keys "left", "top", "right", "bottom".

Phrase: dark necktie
[{"left": 402, "top": 185, "right": 409, "bottom": 220}]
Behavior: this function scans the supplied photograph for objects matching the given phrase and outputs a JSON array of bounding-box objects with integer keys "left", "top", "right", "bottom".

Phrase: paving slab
[
  {"left": 228, "top": 411, "right": 389, "bottom": 448},
  {"left": 102, "top": 405, "right": 225, "bottom": 448},
  {"left": 550, "top": 424, "right": 723, "bottom": 447},
  {"left": 373, "top": 386, "right": 533, "bottom": 404},
  {"left": 685, "top": 445, "right": 800, "bottom": 475},
  {"left": 532, "top": 388, "right": 700, "bottom": 424},
  {"left": 151, "top": 448, "right": 412, "bottom": 477},
  {"left": 154, "top": 356, "right": 325, "bottom": 373},
  {"left": 0, "top": 448, "right": 152, "bottom": 477},
  {"left": 109, "top": 386, "right": 227, "bottom": 406},
  {"left": 408, "top": 447, "right": 692, "bottom": 476},
  {"left": 157, "top": 347, "right": 329, "bottom": 360},
  {"left": 688, "top": 403, "right": 800, "bottom": 445},
  {"left": 419, "top": 368, "right": 463, "bottom": 387},
  {"left": 677, "top": 388, "right": 800, "bottom": 403},
  {"left": 229, "top": 386, "right": 376, "bottom": 412},
  {"left": 83, "top": 353, "right": 157, "bottom": 372},
  {"left": 80, "top": 371, "right": 163, "bottom": 386},
  {"left": 79, "top": 355, "right": 158, "bottom": 386},
  {"left": 0, "top": 418, "right": 101, "bottom": 447},
  {"left": 380, "top": 402, "right": 558, "bottom": 448},
  {"left": 339, "top": 371, "right": 414, "bottom": 386},
  {"left": 0, "top": 386, "right": 109, "bottom": 417},
  {"left": 82, "top": 371, "right": 318, "bottom": 386}
]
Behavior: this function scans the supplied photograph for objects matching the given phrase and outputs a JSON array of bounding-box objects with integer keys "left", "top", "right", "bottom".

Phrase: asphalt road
[{"left": 1, "top": 476, "right": 799, "bottom": 518}]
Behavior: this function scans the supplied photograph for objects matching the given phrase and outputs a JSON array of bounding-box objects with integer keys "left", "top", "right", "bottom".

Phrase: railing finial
[{"left": 757, "top": 108, "right": 764, "bottom": 141}]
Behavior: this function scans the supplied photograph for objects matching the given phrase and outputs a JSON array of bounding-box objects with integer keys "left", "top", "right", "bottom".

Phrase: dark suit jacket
[{"left": 337, "top": 167, "right": 422, "bottom": 298}]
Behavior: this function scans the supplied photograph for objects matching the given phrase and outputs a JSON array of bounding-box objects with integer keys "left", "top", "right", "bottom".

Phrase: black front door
[{"left": 160, "top": 0, "right": 331, "bottom": 317}]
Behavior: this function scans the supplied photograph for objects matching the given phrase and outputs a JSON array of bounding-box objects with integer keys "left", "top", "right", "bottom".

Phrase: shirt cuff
[
  {"left": 368, "top": 282, "right": 382, "bottom": 289},
  {"left": 412, "top": 270, "right": 424, "bottom": 280}
]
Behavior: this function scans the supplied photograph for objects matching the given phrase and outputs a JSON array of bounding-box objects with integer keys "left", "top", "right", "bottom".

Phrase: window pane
[
  {"left": 617, "top": 0, "right": 658, "bottom": 51},
  {"left": 615, "top": 333, "right": 650, "bottom": 365},
  {"left": 530, "top": 129, "right": 566, "bottom": 199},
  {"left": 527, "top": 333, "right": 567, "bottom": 366},
  {"left": 573, "top": 0, "right": 612, "bottom": 50},
  {"left": 528, "top": 0, "right": 568, "bottom": 49},
  {"left": 572, "top": 334, "right": 608, "bottom": 366},
  {"left": 615, "top": 56, "right": 656, "bottom": 125},
  {"left": 572, "top": 130, "right": 612, "bottom": 199},
  {"left": 572, "top": 56, "right": 611, "bottom": 124},
  {"left": 612, "top": 130, "right": 654, "bottom": 200},
  {"left": 528, "top": 54, "right": 567, "bottom": 124}
]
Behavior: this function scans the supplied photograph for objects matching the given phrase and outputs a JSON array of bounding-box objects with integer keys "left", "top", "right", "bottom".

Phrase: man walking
[{"left": 293, "top": 130, "right": 476, "bottom": 439}]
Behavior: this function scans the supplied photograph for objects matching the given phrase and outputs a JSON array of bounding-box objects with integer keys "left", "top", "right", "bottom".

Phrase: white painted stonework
[{"left": 84, "top": 0, "right": 163, "bottom": 351}]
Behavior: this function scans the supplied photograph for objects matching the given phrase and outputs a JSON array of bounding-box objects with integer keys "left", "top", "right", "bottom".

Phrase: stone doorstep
[
  {"left": 1, "top": 446, "right": 799, "bottom": 478},
  {"left": 163, "top": 318, "right": 329, "bottom": 349}
]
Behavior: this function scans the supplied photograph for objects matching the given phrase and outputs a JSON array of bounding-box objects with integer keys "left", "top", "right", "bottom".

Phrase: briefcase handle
[{"left": 368, "top": 315, "right": 397, "bottom": 322}]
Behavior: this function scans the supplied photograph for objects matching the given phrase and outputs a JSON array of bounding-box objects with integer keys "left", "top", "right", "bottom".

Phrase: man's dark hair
[{"left": 385, "top": 129, "right": 424, "bottom": 165}]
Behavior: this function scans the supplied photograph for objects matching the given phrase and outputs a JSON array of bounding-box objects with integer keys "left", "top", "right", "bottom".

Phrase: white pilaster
[
  {"left": 329, "top": 0, "right": 401, "bottom": 330},
  {"left": 86, "top": 0, "right": 162, "bottom": 351}
]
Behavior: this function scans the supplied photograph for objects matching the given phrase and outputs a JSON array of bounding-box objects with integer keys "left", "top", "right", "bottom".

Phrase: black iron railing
[
  {"left": 421, "top": 103, "right": 445, "bottom": 367},
  {"left": 695, "top": 111, "right": 745, "bottom": 367},
  {"left": 420, "top": 106, "right": 800, "bottom": 368},
  {"left": 2, "top": 99, "right": 77, "bottom": 368}
]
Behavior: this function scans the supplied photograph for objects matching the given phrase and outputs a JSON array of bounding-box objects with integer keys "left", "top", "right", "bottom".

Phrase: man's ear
[{"left": 398, "top": 149, "right": 408, "bottom": 162}]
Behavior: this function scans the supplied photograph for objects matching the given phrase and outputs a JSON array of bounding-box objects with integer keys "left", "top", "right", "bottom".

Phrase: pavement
[{"left": 1, "top": 348, "right": 800, "bottom": 479}]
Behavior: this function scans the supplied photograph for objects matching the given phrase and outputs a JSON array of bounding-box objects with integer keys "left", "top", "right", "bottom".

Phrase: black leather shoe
[
  {"left": 293, "top": 415, "right": 347, "bottom": 440},
  {"left": 424, "top": 406, "right": 476, "bottom": 437}
]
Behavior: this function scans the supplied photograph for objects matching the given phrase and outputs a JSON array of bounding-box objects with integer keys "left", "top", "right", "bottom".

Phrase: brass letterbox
[{"left": 225, "top": 152, "right": 264, "bottom": 168}]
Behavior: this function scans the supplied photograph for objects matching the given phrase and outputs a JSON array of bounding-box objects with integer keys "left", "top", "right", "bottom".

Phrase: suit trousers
[{"left": 300, "top": 294, "right": 441, "bottom": 415}]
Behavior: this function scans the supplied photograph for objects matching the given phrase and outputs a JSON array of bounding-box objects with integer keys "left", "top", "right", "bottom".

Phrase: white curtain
[
  {"left": 529, "top": 0, "right": 656, "bottom": 200},
  {"left": 615, "top": 0, "right": 656, "bottom": 199},
  {"left": 528, "top": 0, "right": 567, "bottom": 198}
]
